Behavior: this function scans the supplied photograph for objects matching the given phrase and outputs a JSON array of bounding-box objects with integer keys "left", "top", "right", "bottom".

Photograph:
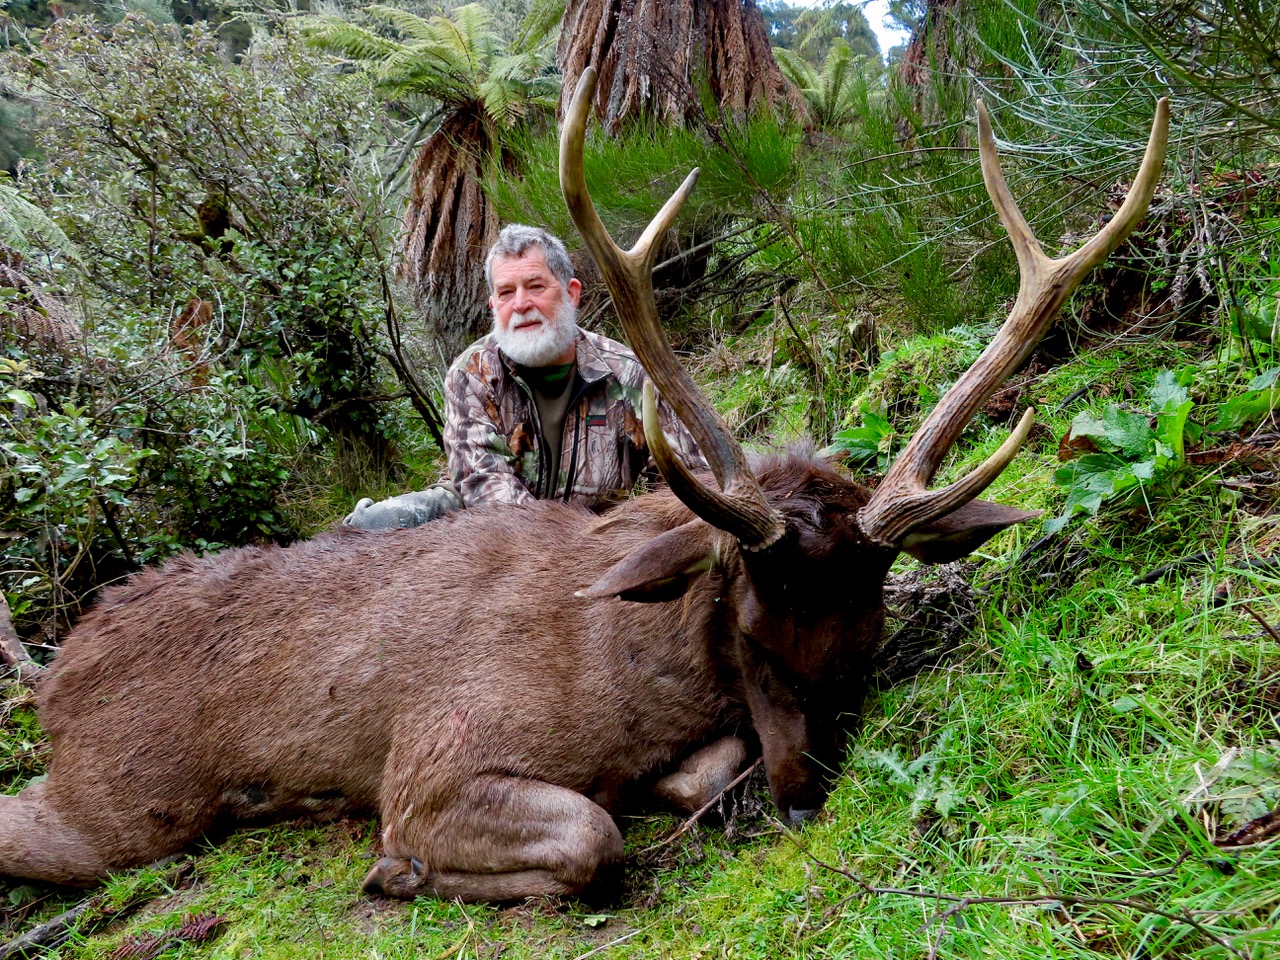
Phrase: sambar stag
[{"left": 0, "top": 72, "right": 1169, "bottom": 903}]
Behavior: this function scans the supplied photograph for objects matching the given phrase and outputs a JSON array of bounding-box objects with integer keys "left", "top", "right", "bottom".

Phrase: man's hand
[{"left": 342, "top": 486, "right": 462, "bottom": 531}]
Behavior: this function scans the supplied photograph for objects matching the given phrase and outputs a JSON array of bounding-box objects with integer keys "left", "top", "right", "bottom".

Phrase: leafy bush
[
  {"left": 1, "top": 335, "right": 298, "bottom": 641},
  {"left": 823, "top": 405, "right": 894, "bottom": 471},
  {"left": 1048, "top": 369, "right": 1197, "bottom": 531},
  {"left": 8, "top": 15, "right": 409, "bottom": 468}
]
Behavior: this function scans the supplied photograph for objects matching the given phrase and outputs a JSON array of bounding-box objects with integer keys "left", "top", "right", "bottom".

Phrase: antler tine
[
  {"left": 560, "top": 68, "right": 785, "bottom": 550},
  {"left": 860, "top": 98, "right": 1170, "bottom": 547}
]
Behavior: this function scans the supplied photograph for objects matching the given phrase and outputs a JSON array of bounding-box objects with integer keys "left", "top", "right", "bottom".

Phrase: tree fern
[
  {"left": 775, "top": 39, "right": 862, "bottom": 129},
  {"left": 0, "top": 178, "right": 79, "bottom": 265},
  {"left": 305, "top": 2, "right": 558, "bottom": 357}
]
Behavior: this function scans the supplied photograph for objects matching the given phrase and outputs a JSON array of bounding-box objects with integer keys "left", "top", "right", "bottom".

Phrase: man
[{"left": 344, "top": 224, "right": 704, "bottom": 529}]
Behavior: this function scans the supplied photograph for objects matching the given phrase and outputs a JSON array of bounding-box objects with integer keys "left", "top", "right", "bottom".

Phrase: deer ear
[
  {"left": 578, "top": 521, "right": 715, "bottom": 603},
  {"left": 900, "top": 499, "right": 1041, "bottom": 565}
]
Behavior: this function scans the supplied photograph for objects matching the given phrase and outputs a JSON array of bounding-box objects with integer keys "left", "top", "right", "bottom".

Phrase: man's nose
[{"left": 511, "top": 285, "right": 533, "bottom": 311}]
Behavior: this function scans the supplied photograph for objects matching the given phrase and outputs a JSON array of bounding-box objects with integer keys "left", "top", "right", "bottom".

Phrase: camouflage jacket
[{"left": 443, "top": 328, "right": 706, "bottom": 507}]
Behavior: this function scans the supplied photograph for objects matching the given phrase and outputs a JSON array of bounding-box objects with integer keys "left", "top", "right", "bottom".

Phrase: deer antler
[
  {"left": 859, "top": 98, "right": 1170, "bottom": 547},
  {"left": 560, "top": 67, "right": 785, "bottom": 550}
]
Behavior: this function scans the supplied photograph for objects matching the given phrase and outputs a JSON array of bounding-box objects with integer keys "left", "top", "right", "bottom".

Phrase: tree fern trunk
[
  {"left": 556, "top": 0, "right": 801, "bottom": 132},
  {"left": 396, "top": 110, "right": 498, "bottom": 359}
]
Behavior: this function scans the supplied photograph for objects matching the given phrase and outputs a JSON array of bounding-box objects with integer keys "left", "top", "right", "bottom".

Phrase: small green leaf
[
  {"left": 581, "top": 914, "right": 610, "bottom": 928},
  {"left": 1112, "top": 696, "right": 1141, "bottom": 714},
  {"left": 6, "top": 388, "right": 36, "bottom": 409},
  {"left": 7, "top": 884, "right": 43, "bottom": 908}
]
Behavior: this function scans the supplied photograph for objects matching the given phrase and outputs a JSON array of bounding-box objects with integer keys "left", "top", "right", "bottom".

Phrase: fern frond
[
  {"left": 773, "top": 46, "right": 818, "bottom": 94},
  {"left": 363, "top": 5, "right": 436, "bottom": 42},
  {"left": 511, "top": 0, "right": 566, "bottom": 55},
  {"left": 302, "top": 17, "right": 399, "bottom": 60},
  {"left": 427, "top": 5, "right": 499, "bottom": 76},
  {"left": 0, "top": 180, "right": 80, "bottom": 264}
]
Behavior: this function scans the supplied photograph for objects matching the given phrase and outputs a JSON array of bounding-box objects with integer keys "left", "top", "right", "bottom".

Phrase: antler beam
[
  {"left": 859, "top": 98, "right": 1170, "bottom": 547},
  {"left": 560, "top": 67, "right": 785, "bottom": 550}
]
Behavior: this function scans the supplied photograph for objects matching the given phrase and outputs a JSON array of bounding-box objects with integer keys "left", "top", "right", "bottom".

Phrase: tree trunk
[
  {"left": 556, "top": 0, "right": 802, "bottom": 132},
  {"left": 395, "top": 109, "right": 499, "bottom": 360}
]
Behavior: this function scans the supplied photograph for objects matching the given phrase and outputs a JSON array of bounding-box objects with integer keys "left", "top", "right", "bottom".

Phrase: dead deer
[{"left": 0, "top": 71, "right": 1169, "bottom": 903}]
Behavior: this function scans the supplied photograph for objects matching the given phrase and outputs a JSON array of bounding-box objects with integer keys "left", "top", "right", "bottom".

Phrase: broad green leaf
[
  {"left": 1067, "top": 410, "right": 1108, "bottom": 443},
  {"left": 1101, "top": 406, "right": 1154, "bottom": 458},
  {"left": 1149, "top": 368, "right": 1189, "bottom": 413},
  {"left": 1247, "top": 367, "right": 1280, "bottom": 392},
  {"left": 1211, "top": 372, "right": 1280, "bottom": 430},
  {"left": 1155, "top": 398, "right": 1193, "bottom": 458}
]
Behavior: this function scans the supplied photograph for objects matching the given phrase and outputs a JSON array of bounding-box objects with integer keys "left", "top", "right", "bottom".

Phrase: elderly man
[{"left": 345, "top": 225, "right": 704, "bottom": 529}]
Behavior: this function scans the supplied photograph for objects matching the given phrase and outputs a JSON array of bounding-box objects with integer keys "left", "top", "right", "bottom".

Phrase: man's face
[{"left": 489, "top": 247, "right": 582, "bottom": 367}]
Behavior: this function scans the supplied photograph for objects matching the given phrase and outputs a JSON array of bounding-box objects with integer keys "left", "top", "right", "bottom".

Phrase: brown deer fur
[{"left": 2, "top": 452, "right": 977, "bottom": 903}]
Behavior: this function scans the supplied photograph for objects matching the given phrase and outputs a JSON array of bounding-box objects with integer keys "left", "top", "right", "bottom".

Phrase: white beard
[{"left": 493, "top": 301, "right": 579, "bottom": 367}]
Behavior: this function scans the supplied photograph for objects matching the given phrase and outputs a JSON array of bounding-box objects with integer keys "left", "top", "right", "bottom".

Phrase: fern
[
  {"left": 775, "top": 39, "right": 862, "bottom": 129},
  {"left": 302, "top": 19, "right": 399, "bottom": 61},
  {"left": 0, "top": 178, "right": 79, "bottom": 264}
]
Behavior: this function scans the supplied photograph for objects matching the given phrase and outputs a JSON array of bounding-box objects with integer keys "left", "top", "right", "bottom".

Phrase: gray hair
[{"left": 484, "top": 224, "right": 575, "bottom": 294}]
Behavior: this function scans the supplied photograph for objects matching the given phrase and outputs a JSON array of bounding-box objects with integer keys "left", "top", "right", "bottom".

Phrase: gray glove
[{"left": 342, "top": 485, "right": 462, "bottom": 531}]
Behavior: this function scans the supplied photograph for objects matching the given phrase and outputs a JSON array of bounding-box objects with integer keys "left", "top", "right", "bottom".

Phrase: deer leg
[
  {"left": 363, "top": 774, "right": 623, "bottom": 903},
  {"left": 652, "top": 736, "right": 748, "bottom": 813},
  {"left": 0, "top": 780, "right": 110, "bottom": 885}
]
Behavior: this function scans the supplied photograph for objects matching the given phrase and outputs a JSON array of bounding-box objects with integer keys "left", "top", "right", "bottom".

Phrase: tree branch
[{"left": 776, "top": 825, "right": 1248, "bottom": 959}]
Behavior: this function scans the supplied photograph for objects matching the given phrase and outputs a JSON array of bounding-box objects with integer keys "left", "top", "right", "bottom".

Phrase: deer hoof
[{"left": 362, "top": 856, "right": 427, "bottom": 899}]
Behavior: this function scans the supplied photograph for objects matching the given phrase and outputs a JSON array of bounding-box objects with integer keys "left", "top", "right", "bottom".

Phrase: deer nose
[{"left": 788, "top": 807, "right": 819, "bottom": 826}]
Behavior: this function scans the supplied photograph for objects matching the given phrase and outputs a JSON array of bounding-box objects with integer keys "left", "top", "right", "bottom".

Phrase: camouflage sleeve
[{"left": 443, "top": 361, "right": 535, "bottom": 507}]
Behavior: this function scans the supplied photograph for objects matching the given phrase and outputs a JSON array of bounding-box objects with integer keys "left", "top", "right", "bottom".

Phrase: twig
[
  {"left": 0, "top": 898, "right": 101, "bottom": 959},
  {"left": 776, "top": 296, "right": 822, "bottom": 379},
  {"left": 775, "top": 822, "right": 1249, "bottom": 960},
  {"left": 382, "top": 106, "right": 447, "bottom": 194},
  {"left": 636, "top": 759, "right": 762, "bottom": 858},
  {"left": 571, "top": 925, "right": 647, "bottom": 960},
  {"left": 0, "top": 859, "right": 190, "bottom": 959},
  {"left": 926, "top": 911, "right": 949, "bottom": 959},
  {"left": 1133, "top": 551, "right": 1212, "bottom": 584},
  {"left": 1240, "top": 603, "right": 1280, "bottom": 647},
  {"left": 1134, "top": 850, "right": 1195, "bottom": 878},
  {"left": 0, "top": 593, "right": 42, "bottom": 684}
]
